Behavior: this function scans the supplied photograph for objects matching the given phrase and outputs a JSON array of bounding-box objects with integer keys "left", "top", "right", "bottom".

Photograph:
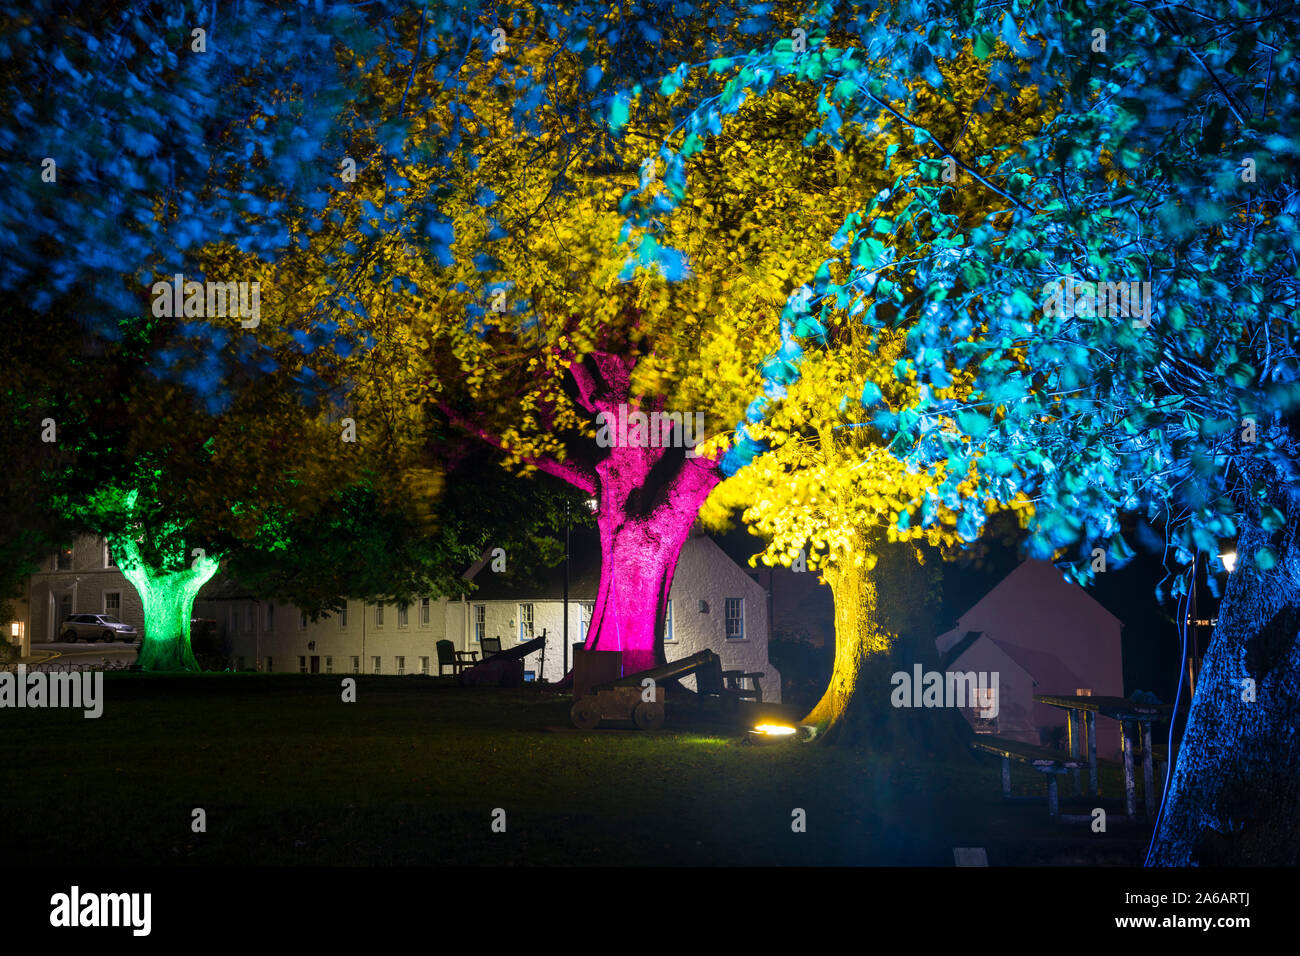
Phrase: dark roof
[
  {"left": 940, "top": 630, "right": 984, "bottom": 669},
  {"left": 196, "top": 574, "right": 257, "bottom": 601},
  {"left": 466, "top": 530, "right": 603, "bottom": 602}
]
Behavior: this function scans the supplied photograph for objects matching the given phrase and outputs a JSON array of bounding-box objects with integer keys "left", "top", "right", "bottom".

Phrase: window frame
[{"left": 724, "top": 598, "right": 745, "bottom": 640}]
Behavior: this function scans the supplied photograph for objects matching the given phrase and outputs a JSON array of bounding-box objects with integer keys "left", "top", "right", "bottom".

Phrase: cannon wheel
[
  {"left": 632, "top": 700, "right": 665, "bottom": 731},
  {"left": 570, "top": 697, "right": 603, "bottom": 730}
]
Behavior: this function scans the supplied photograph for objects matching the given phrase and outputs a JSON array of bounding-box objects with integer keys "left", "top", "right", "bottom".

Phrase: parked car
[{"left": 61, "top": 613, "right": 138, "bottom": 643}]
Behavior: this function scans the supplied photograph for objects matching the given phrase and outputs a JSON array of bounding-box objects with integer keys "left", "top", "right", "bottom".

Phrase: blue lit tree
[{"left": 631, "top": 1, "right": 1299, "bottom": 863}]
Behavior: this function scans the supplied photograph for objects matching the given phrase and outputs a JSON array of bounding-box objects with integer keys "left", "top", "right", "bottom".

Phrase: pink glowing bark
[
  {"left": 446, "top": 350, "right": 720, "bottom": 676},
  {"left": 584, "top": 449, "right": 719, "bottom": 673}
]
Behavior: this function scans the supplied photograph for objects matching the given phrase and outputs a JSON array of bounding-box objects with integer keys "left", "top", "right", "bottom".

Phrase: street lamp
[
  {"left": 562, "top": 497, "right": 599, "bottom": 678},
  {"left": 1219, "top": 551, "right": 1237, "bottom": 573}
]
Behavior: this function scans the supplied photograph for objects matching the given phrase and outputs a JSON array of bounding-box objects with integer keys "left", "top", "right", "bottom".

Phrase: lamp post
[
  {"left": 561, "top": 497, "right": 598, "bottom": 679},
  {"left": 563, "top": 498, "right": 570, "bottom": 679}
]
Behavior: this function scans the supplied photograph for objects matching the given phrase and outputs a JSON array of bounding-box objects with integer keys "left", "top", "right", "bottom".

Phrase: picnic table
[
  {"left": 970, "top": 737, "right": 1091, "bottom": 820},
  {"left": 1035, "top": 694, "right": 1173, "bottom": 820}
]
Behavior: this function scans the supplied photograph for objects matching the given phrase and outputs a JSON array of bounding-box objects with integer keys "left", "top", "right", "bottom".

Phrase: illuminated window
[
  {"left": 420, "top": 598, "right": 430, "bottom": 626},
  {"left": 350, "top": 656, "right": 360, "bottom": 674},
  {"left": 664, "top": 599, "right": 675, "bottom": 643},
  {"left": 518, "top": 603, "right": 534, "bottom": 642},
  {"left": 396, "top": 656, "right": 405, "bottom": 675},
  {"left": 371, "top": 656, "right": 381, "bottom": 674},
  {"left": 375, "top": 602, "right": 384, "bottom": 628},
  {"left": 970, "top": 688, "right": 998, "bottom": 735},
  {"left": 579, "top": 602, "right": 594, "bottom": 641},
  {"left": 473, "top": 604, "right": 485, "bottom": 642},
  {"left": 419, "top": 656, "right": 429, "bottom": 675},
  {"left": 56, "top": 546, "right": 72, "bottom": 571},
  {"left": 397, "top": 603, "right": 409, "bottom": 628},
  {"left": 339, "top": 604, "right": 348, "bottom": 628}
]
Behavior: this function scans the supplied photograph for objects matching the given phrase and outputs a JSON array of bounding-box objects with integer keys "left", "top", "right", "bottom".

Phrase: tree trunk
[
  {"left": 121, "top": 560, "right": 221, "bottom": 673},
  {"left": 1149, "top": 490, "right": 1300, "bottom": 864},
  {"left": 802, "top": 545, "right": 893, "bottom": 741},
  {"left": 584, "top": 447, "right": 719, "bottom": 675}
]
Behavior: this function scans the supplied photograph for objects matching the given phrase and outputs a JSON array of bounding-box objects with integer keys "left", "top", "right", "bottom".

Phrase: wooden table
[{"left": 1035, "top": 695, "right": 1173, "bottom": 820}]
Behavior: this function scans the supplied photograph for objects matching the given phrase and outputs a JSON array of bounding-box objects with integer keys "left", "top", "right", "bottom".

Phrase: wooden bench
[
  {"left": 722, "top": 669, "right": 764, "bottom": 702},
  {"left": 971, "top": 737, "right": 1090, "bottom": 820}
]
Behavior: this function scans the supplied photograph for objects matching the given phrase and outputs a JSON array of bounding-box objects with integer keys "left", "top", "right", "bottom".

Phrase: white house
[
  {"left": 934, "top": 560, "right": 1124, "bottom": 755},
  {"left": 17, "top": 531, "right": 780, "bottom": 701},
  {"left": 22, "top": 536, "right": 144, "bottom": 644}
]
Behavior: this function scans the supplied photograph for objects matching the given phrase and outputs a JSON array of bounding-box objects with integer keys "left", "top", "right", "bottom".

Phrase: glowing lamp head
[
  {"left": 1219, "top": 551, "right": 1237, "bottom": 573},
  {"left": 753, "top": 723, "right": 797, "bottom": 736}
]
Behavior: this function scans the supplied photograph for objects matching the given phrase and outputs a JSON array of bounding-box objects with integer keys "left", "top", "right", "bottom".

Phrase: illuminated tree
[
  {"left": 662, "top": 2, "right": 1300, "bottom": 861},
  {"left": 278, "top": 5, "right": 826, "bottom": 674}
]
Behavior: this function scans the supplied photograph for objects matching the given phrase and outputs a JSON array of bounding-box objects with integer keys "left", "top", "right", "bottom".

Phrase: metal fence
[{"left": 1, "top": 659, "right": 133, "bottom": 674}]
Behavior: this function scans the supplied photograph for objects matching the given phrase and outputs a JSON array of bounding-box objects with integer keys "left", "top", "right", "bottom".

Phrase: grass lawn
[{"left": 1, "top": 674, "right": 1153, "bottom": 866}]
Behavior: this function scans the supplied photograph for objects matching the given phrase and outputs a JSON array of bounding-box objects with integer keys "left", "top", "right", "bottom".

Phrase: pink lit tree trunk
[
  {"left": 585, "top": 446, "right": 720, "bottom": 673},
  {"left": 445, "top": 350, "right": 721, "bottom": 676}
]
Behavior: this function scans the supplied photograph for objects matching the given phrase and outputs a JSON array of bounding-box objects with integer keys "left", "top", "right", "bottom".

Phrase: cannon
[
  {"left": 569, "top": 649, "right": 724, "bottom": 731},
  {"left": 460, "top": 631, "right": 547, "bottom": 687}
]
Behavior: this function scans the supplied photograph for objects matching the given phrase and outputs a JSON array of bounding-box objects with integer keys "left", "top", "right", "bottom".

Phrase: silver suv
[{"left": 61, "top": 614, "right": 138, "bottom": 643}]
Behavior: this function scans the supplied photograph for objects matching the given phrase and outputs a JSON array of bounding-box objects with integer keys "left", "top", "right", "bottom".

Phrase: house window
[
  {"left": 725, "top": 598, "right": 744, "bottom": 639},
  {"left": 1075, "top": 688, "right": 1092, "bottom": 697},
  {"left": 372, "top": 656, "right": 381, "bottom": 674},
  {"left": 245, "top": 605, "right": 254, "bottom": 632},
  {"left": 397, "top": 603, "right": 409, "bottom": 628},
  {"left": 396, "top": 656, "right": 406, "bottom": 675},
  {"left": 350, "top": 656, "right": 360, "bottom": 674},
  {"left": 266, "top": 604, "right": 275, "bottom": 629},
  {"left": 518, "top": 603, "right": 534, "bottom": 642},
  {"left": 325, "top": 656, "right": 333, "bottom": 674},
  {"left": 264, "top": 656, "right": 273, "bottom": 672},
  {"left": 664, "top": 599, "right": 675, "bottom": 643},
  {"left": 340, "top": 604, "right": 348, "bottom": 628},
  {"left": 103, "top": 592, "right": 121, "bottom": 615},
  {"left": 420, "top": 597, "right": 431, "bottom": 626},
  {"left": 419, "top": 656, "right": 429, "bottom": 675},
  {"left": 375, "top": 602, "right": 384, "bottom": 628},
  {"left": 524, "top": 669, "right": 536, "bottom": 682},
  {"left": 971, "top": 688, "right": 998, "bottom": 735},
  {"left": 299, "top": 656, "right": 307, "bottom": 674},
  {"left": 473, "top": 604, "right": 485, "bottom": 642},
  {"left": 579, "top": 602, "right": 594, "bottom": 641},
  {"left": 59, "top": 593, "right": 73, "bottom": 625},
  {"left": 104, "top": 542, "right": 115, "bottom": 568},
  {"left": 56, "top": 546, "right": 72, "bottom": 571},
  {"left": 299, "top": 610, "right": 308, "bottom": 630}
]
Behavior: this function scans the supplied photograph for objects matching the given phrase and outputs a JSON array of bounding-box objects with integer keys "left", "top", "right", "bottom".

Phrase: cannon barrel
[
  {"left": 484, "top": 633, "right": 546, "bottom": 663},
  {"left": 598, "top": 649, "right": 717, "bottom": 690}
]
